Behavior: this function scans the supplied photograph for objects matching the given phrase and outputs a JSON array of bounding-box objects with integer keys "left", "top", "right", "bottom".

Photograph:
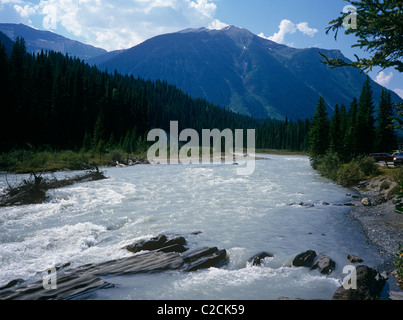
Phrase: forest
[{"left": 0, "top": 37, "right": 310, "bottom": 164}]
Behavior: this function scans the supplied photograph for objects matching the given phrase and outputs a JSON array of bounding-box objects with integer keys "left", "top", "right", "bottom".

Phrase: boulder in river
[
  {"left": 124, "top": 234, "right": 188, "bottom": 254},
  {"left": 292, "top": 250, "right": 317, "bottom": 268},
  {"left": 347, "top": 254, "right": 364, "bottom": 263},
  {"left": 332, "top": 265, "right": 386, "bottom": 300},
  {"left": 183, "top": 247, "right": 228, "bottom": 272},
  {"left": 310, "top": 254, "right": 336, "bottom": 274}
]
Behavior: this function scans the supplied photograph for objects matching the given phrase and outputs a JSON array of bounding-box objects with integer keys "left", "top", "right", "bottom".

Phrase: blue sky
[{"left": 1, "top": 0, "right": 402, "bottom": 98}]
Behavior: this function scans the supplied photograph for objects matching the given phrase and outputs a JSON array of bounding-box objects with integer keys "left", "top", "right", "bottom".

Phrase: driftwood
[{"left": 0, "top": 167, "right": 107, "bottom": 207}]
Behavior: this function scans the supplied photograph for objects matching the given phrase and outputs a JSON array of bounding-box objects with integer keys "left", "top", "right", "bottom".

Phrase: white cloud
[
  {"left": 1, "top": 0, "right": 227, "bottom": 51},
  {"left": 13, "top": 3, "right": 36, "bottom": 19},
  {"left": 267, "top": 19, "right": 296, "bottom": 44},
  {"left": 375, "top": 71, "right": 394, "bottom": 87},
  {"left": 296, "top": 22, "right": 318, "bottom": 37},
  {"left": 260, "top": 19, "right": 318, "bottom": 44},
  {"left": 188, "top": 0, "right": 216, "bottom": 18},
  {"left": 394, "top": 89, "right": 403, "bottom": 99}
]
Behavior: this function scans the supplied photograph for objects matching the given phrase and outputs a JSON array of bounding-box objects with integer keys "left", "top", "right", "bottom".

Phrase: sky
[{"left": 0, "top": 0, "right": 402, "bottom": 98}]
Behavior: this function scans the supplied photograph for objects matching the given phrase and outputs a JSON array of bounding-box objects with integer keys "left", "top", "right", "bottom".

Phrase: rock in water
[
  {"left": 292, "top": 250, "right": 317, "bottom": 268},
  {"left": 0, "top": 234, "right": 228, "bottom": 300},
  {"left": 248, "top": 252, "right": 274, "bottom": 266},
  {"left": 310, "top": 254, "right": 336, "bottom": 274},
  {"left": 332, "top": 265, "right": 386, "bottom": 300},
  {"left": 183, "top": 247, "right": 228, "bottom": 272},
  {"left": 124, "top": 235, "right": 188, "bottom": 254},
  {"left": 125, "top": 234, "right": 168, "bottom": 253},
  {"left": 347, "top": 254, "right": 364, "bottom": 263}
]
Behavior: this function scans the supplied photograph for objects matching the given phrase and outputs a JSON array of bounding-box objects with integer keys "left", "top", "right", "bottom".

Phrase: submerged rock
[{"left": 248, "top": 252, "right": 274, "bottom": 266}]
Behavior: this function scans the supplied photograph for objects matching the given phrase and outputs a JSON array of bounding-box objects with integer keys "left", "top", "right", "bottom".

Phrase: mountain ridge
[
  {"left": 1, "top": 23, "right": 401, "bottom": 120},
  {"left": 0, "top": 23, "right": 107, "bottom": 60},
  {"left": 97, "top": 25, "right": 401, "bottom": 120}
]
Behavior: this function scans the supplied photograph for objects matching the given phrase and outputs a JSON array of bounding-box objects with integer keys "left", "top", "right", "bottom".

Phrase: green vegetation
[
  {"left": 309, "top": 76, "right": 397, "bottom": 186},
  {"left": 0, "top": 147, "right": 148, "bottom": 174},
  {"left": 395, "top": 244, "right": 403, "bottom": 287}
]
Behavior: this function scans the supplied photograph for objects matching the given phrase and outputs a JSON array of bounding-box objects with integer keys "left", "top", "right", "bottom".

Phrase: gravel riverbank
[{"left": 346, "top": 175, "right": 403, "bottom": 294}]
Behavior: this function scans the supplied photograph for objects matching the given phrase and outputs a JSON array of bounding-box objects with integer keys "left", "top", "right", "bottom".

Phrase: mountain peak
[
  {"left": 0, "top": 23, "right": 107, "bottom": 60},
  {"left": 177, "top": 27, "right": 209, "bottom": 34}
]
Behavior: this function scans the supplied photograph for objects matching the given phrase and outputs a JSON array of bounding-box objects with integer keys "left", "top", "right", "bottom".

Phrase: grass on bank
[{"left": 0, "top": 148, "right": 148, "bottom": 174}]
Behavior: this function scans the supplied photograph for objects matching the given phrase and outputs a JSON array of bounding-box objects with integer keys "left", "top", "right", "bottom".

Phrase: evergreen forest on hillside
[
  {"left": 0, "top": 37, "right": 399, "bottom": 173},
  {"left": 0, "top": 38, "right": 309, "bottom": 156}
]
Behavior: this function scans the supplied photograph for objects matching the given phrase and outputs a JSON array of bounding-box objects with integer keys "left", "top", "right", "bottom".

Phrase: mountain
[
  {"left": 98, "top": 26, "right": 402, "bottom": 120},
  {"left": 0, "top": 23, "right": 107, "bottom": 60},
  {"left": 0, "top": 31, "right": 14, "bottom": 56}
]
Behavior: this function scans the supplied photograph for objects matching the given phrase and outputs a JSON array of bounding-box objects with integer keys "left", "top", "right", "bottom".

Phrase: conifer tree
[
  {"left": 330, "top": 104, "right": 344, "bottom": 155},
  {"left": 344, "top": 97, "right": 359, "bottom": 160},
  {"left": 0, "top": 43, "right": 9, "bottom": 150},
  {"left": 309, "top": 96, "right": 330, "bottom": 159},
  {"left": 356, "top": 76, "right": 375, "bottom": 154},
  {"left": 375, "top": 89, "right": 397, "bottom": 152}
]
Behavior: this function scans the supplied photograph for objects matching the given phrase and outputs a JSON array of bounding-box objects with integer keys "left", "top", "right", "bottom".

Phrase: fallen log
[{"left": 0, "top": 168, "right": 107, "bottom": 207}]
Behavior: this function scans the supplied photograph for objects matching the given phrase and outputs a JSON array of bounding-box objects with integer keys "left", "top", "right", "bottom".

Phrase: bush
[
  {"left": 109, "top": 149, "right": 125, "bottom": 163},
  {"left": 316, "top": 151, "right": 342, "bottom": 181},
  {"left": 337, "top": 161, "right": 365, "bottom": 187},
  {"left": 356, "top": 156, "right": 380, "bottom": 176}
]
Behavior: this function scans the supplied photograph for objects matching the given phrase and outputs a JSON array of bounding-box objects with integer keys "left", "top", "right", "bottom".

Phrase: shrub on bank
[
  {"left": 312, "top": 152, "right": 379, "bottom": 187},
  {"left": 356, "top": 156, "right": 379, "bottom": 176},
  {"left": 336, "top": 162, "right": 365, "bottom": 187},
  {"left": 315, "top": 151, "right": 342, "bottom": 181}
]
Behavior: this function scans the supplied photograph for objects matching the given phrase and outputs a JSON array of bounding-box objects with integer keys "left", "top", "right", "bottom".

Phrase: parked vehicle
[
  {"left": 393, "top": 153, "right": 403, "bottom": 166},
  {"left": 369, "top": 153, "right": 394, "bottom": 163}
]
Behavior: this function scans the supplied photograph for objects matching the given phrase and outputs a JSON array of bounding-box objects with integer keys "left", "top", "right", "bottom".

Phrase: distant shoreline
[{"left": 0, "top": 148, "right": 308, "bottom": 174}]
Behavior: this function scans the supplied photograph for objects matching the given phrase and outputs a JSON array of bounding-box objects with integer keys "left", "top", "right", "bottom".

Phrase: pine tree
[
  {"left": 0, "top": 42, "right": 10, "bottom": 150},
  {"left": 344, "top": 97, "right": 359, "bottom": 161},
  {"left": 374, "top": 89, "right": 397, "bottom": 152},
  {"left": 9, "top": 37, "right": 28, "bottom": 145},
  {"left": 309, "top": 96, "right": 330, "bottom": 159},
  {"left": 356, "top": 76, "right": 375, "bottom": 155},
  {"left": 330, "top": 104, "right": 344, "bottom": 155}
]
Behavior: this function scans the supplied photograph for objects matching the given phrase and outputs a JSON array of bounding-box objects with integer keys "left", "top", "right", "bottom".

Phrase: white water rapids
[{"left": 0, "top": 154, "right": 383, "bottom": 300}]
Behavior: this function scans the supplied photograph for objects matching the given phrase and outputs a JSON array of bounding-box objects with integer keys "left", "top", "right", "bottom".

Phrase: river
[{"left": 0, "top": 154, "right": 384, "bottom": 300}]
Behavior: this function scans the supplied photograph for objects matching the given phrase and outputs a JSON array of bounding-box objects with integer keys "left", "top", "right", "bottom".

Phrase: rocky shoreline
[{"left": 343, "top": 175, "right": 403, "bottom": 298}]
